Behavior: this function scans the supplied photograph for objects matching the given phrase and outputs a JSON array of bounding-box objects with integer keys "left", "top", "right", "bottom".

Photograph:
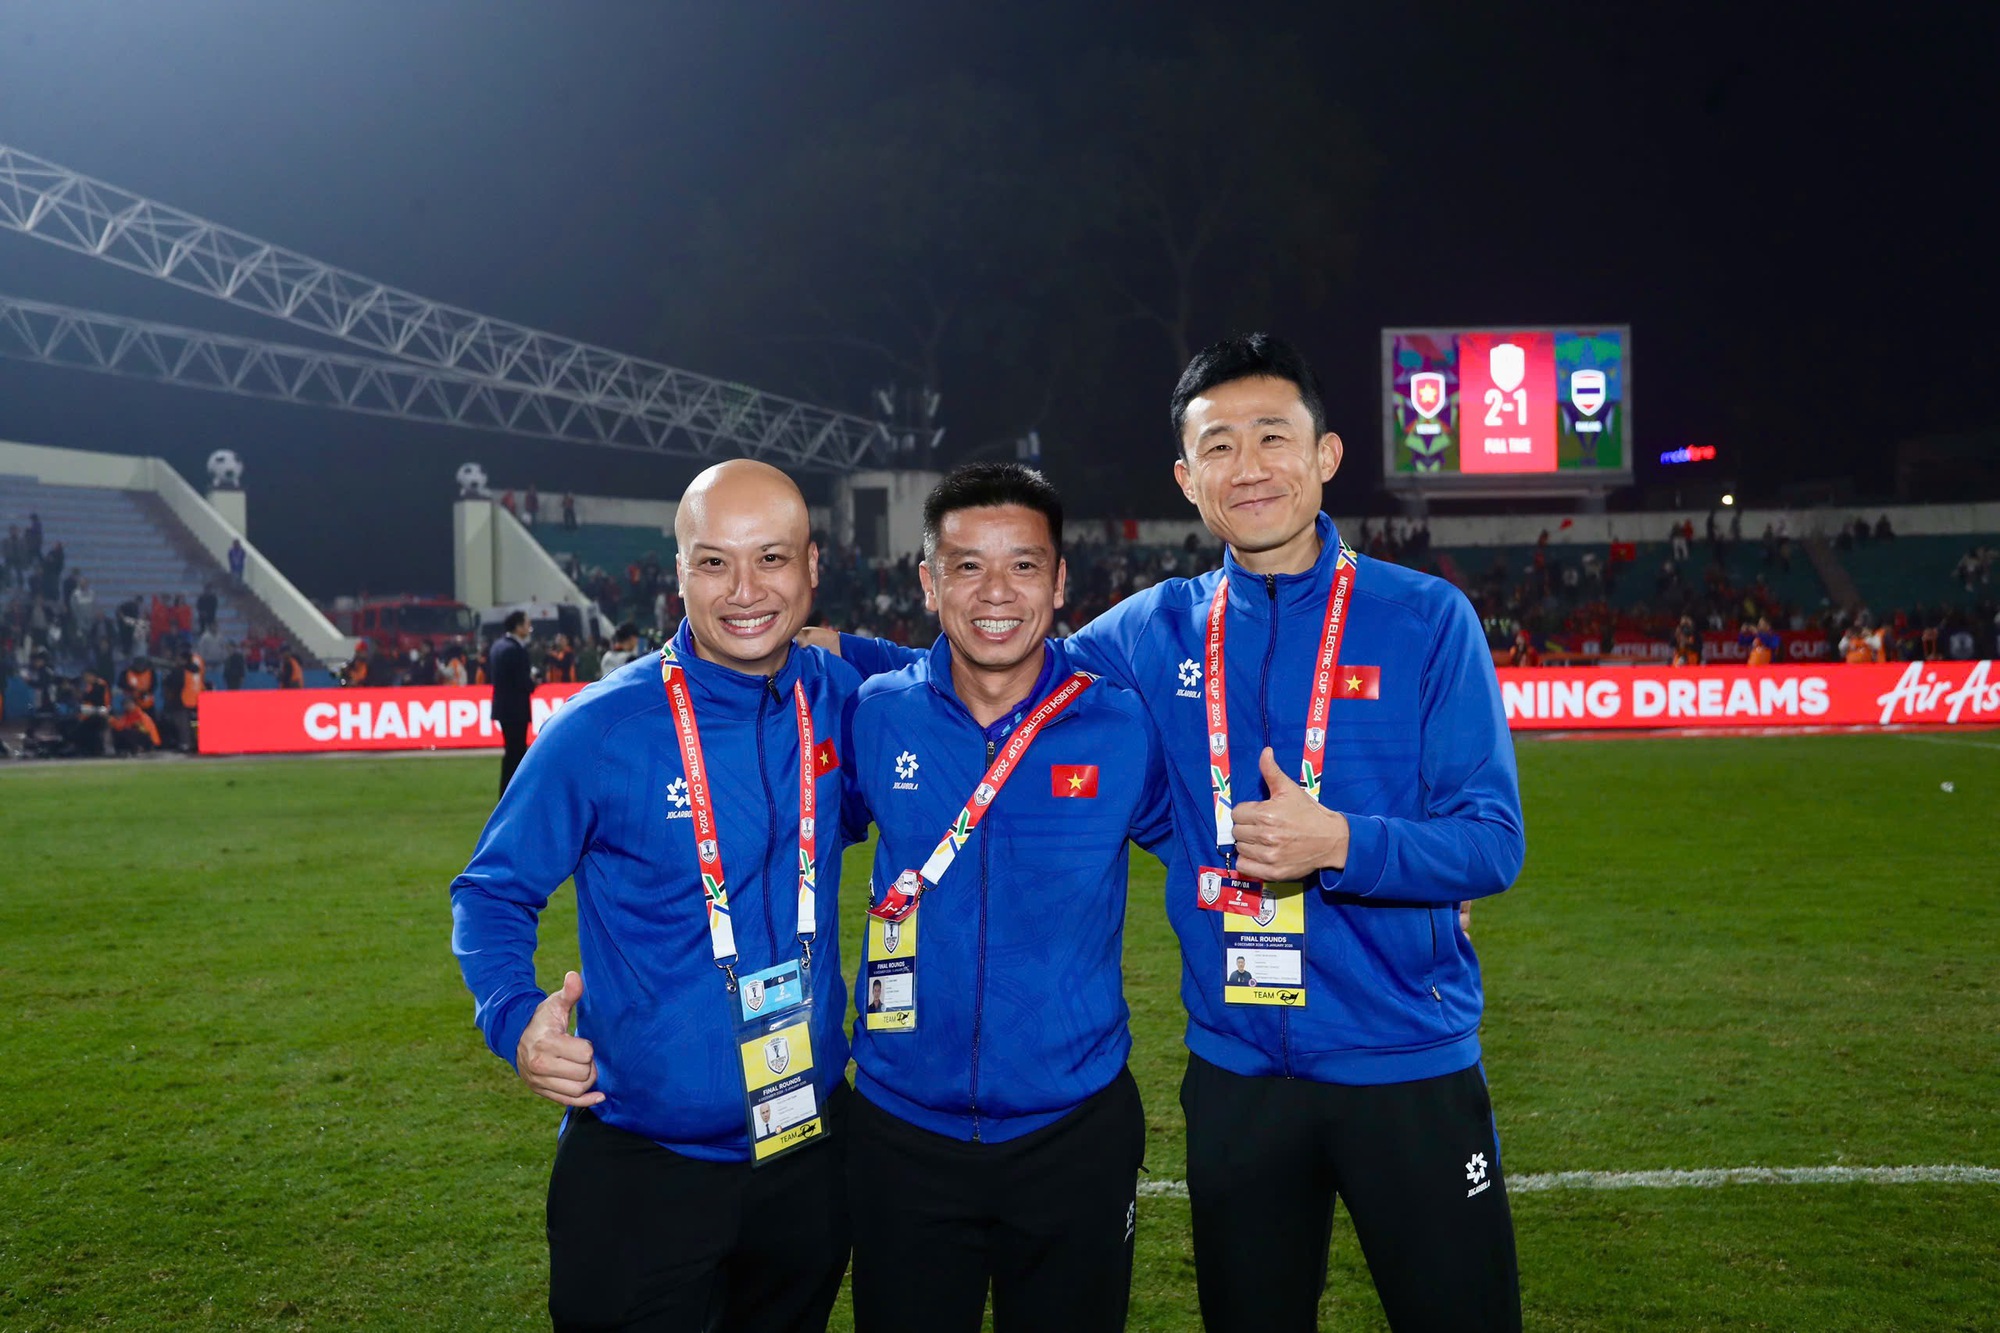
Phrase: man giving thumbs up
[
  {"left": 452, "top": 461, "right": 865, "bottom": 1333},
  {"left": 515, "top": 971, "right": 602, "bottom": 1108}
]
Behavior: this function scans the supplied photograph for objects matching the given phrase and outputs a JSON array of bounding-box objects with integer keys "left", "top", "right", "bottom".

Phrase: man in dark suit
[{"left": 489, "top": 610, "right": 535, "bottom": 796}]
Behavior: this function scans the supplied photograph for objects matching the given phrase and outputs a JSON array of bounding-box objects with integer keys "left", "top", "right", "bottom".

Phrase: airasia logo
[{"left": 1874, "top": 661, "right": 2000, "bottom": 725}]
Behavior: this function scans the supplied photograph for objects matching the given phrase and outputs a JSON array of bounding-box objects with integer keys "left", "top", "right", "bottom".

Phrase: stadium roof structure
[{"left": 0, "top": 143, "right": 891, "bottom": 473}]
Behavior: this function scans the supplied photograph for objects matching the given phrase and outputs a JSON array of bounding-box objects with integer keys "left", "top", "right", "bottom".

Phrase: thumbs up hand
[
  {"left": 1229, "top": 747, "right": 1351, "bottom": 884},
  {"left": 516, "top": 970, "right": 604, "bottom": 1108}
]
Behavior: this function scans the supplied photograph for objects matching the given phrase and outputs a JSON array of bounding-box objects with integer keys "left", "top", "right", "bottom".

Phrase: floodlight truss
[
  {"left": 0, "top": 293, "right": 768, "bottom": 456},
  {"left": 0, "top": 143, "right": 889, "bottom": 471}
]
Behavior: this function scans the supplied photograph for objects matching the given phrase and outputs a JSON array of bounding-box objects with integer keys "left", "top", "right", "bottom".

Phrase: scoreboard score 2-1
[{"left": 1383, "top": 325, "right": 1631, "bottom": 491}]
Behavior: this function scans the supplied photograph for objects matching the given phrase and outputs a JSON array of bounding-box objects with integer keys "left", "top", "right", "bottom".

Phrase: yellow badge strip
[{"left": 752, "top": 1113, "right": 825, "bottom": 1162}]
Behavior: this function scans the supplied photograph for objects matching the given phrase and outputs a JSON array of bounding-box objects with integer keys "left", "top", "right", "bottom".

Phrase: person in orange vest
[
  {"left": 160, "top": 647, "right": 204, "bottom": 751},
  {"left": 1740, "top": 616, "right": 1781, "bottom": 666},
  {"left": 1671, "top": 615, "right": 1704, "bottom": 667},
  {"left": 180, "top": 646, "right": 205, "bottom": 751},
  {"left": 113, "top": 656, "right": 162, "bottom": 750},
  {"left": 279, "top": 647, "right": 306, "bottom": 689},
  {"left": 542, "top": 632, "right": 576, "bottom": 683},
  {"left": 343, "top": 646, "right": 370, "bottom": 687},
  {"left": 1839, "top": 616, "right": 1884, "bottom": 664}
]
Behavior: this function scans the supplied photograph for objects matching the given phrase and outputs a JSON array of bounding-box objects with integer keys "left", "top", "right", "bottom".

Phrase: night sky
[{"left": 1, "top": 2, "right": 1993, "bottom": 596}]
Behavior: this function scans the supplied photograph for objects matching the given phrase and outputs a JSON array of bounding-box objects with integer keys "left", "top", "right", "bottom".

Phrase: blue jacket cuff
[
  {"left": 1320, "top": 813, "right": 1387, "bottom": 897},
  {"left": 489, "top": 991, "right": 543, "bottom": 1071}
]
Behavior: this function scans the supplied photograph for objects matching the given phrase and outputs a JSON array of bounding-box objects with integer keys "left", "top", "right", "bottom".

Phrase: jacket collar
[
  {"left": 922, "top": 633, "right": 1073, "bottom": 736},
  {"left": 1221, "top": 512, "right": 1344, "bottom": 617},
  {"left": 668, "top": 619, "right": 803, "bottom": 716}
]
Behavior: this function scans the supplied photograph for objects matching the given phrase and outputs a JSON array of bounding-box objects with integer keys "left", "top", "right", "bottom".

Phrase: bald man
[{"left": 453, "top": 461, "right": 867, "bottom": 1332}]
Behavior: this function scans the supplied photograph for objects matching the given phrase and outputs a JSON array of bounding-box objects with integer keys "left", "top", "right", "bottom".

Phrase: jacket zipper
[
  {"left": 968, "top": 734, "right": 996, "bottom": 1142},
  {"left": 1427, "top": 910, "right": 1443, "bottom": 1003},
  {"left": 755, "top": 678, "right": 780, "bottom": 957},
  {"left": 1260, "top": 573, "right": 1294, "bottom": 1078}
]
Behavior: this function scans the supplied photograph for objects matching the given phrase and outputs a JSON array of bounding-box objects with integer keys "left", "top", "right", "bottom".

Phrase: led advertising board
[{"left": 1384, "top": 325, "right": 1632, "bottom": 491}]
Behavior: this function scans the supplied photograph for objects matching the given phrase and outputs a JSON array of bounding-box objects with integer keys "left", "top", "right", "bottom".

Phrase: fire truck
[{"left": 328, "top": 596, "right": 482, "bottom": 657}]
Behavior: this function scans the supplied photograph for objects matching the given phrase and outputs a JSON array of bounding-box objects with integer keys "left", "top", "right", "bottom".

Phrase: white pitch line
[{"left": 1137, "top": 1164, "right": 2000, "bottom": 1199}]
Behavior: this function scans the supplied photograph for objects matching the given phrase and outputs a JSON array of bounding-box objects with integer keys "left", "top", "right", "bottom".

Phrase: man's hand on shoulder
[
  {"left": 794, "top": 626, "right": 842, "bottom": 656},
  {"left": 1230, "top": 748, "right": 1351, "bottom": 884},
  {"left": 516, "top": 971, "right": 604, "bottom": 1108}
]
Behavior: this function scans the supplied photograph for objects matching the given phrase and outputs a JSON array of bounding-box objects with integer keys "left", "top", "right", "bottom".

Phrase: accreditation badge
[
  {"left": 862, "top": 906, "right": 918, "bottom": 1032},
  {"left": 734, "top": 959, "right": 825, "bottom": 1164},
  {"left": 1196, "top": 865, "right": 1266, "bottom": 916},
  {"left": 1221, "top": 881, "right": 1307, "bottom": 1008}
]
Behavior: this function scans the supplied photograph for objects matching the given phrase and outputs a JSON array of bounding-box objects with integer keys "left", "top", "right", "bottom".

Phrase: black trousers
[
  {"left": 545, "top": 1089, "right": 851, "bottom": 1333},
  {"left": 1182, "top": 1054, "right": 1520, "bottom": 1333},
  {"left": 498, "top": 717, "right": 530, "bottom": 796},
  {"left": 847, "top": 1067, "right": 1145, "bottom": 1333}
]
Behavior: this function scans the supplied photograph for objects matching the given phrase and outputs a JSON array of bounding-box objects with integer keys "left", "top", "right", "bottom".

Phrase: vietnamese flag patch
[
  {"left": 1051, "top": 764, "right": 1099, "bottom": 798},
  {"left": 1337, "top": 666, "right": 1381, "bottom": 700},
  {"left": 814, "top": 738, "right": 840, "bottom": 773}
]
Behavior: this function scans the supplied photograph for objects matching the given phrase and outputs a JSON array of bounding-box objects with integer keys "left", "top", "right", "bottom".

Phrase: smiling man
[
  {"left": 839, "top": 464, "right": 1172, "bottom": 1333},
  {"left": 829, "top": 338, "right": 1525, "bottom": 1331},
  {"left": 452, "top": 459, "right": 863, "bottom": 1333}
]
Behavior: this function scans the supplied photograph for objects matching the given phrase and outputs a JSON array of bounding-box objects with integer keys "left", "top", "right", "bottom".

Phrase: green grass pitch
[{"left": 1, "top": 732, "right": 1995, "bottom": 1329}]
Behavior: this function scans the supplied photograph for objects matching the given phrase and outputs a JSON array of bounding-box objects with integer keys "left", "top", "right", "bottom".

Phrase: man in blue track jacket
[
  {"left": 828, "top": 337, "right": 1525, "bottom": 1331},
  {"left": 841, "top": 464, "right": 1172, "bottom": 1333},
  {"left": 452, "top": 460, "right": 862, "bottom": 1333}
]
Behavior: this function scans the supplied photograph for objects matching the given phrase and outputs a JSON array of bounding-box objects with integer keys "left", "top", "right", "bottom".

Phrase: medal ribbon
[
  {"left": 1205, "top": 543, "right": 1358, "bottom": 863},
  {"left": 867, "top": 670, "right": 1096, "bottom": 921},
  {"left": 660, "top": 642, "right": 818, "bottom": 986}
]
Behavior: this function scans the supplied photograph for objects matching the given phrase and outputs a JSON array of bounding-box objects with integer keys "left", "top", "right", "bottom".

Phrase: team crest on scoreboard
[
  {"left": 1570, "top": 368, "right": 1606, "bottom": 417},
  {"left": 1410, "top": 371, "right": 1447, "bottom": 421}
]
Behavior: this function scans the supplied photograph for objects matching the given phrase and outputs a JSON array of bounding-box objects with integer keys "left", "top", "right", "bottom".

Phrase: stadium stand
[
  {"left": 1, "top": 474, "right": 270, "bottom": 649},
  {"left": 535, "top": 522, "right": 676, "bottom": 583},
  {"left": 2, "top": 473, "right": 336, "bottom": 744},
  {"left": 1836, "top": 532, "right": 2000, "bottom": 614}
]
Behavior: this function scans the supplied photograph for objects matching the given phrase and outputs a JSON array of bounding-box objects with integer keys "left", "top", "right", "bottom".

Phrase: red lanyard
[
  {"left": 660, "top": 642, "right": 818, "bottom": 988},
  {"left": 867, "top": 671, "right": 1095, "bottom": 922},
  {"left": 1204, "top": 544, "right": 1358, "bottom": 862}
]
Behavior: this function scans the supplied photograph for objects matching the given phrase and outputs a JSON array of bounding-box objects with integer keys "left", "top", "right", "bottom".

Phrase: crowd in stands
[
  {"left": 2, "top": 511, "right": 317, "bottom": 758},
  {"left": 1401, "top": 509, "right": 2000, "bottom": 664}
]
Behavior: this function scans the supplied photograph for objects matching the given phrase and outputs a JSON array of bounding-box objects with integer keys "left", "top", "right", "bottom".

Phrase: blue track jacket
[
  {"left": 841, "top": 514, "right": 1524, "bottom": 1086},
  {"left": 845, "top": 635, "right": 1172, "bottom": 1142},
  {"left": 451, "top": 624, "right": 862, "bottom": 1161}
]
